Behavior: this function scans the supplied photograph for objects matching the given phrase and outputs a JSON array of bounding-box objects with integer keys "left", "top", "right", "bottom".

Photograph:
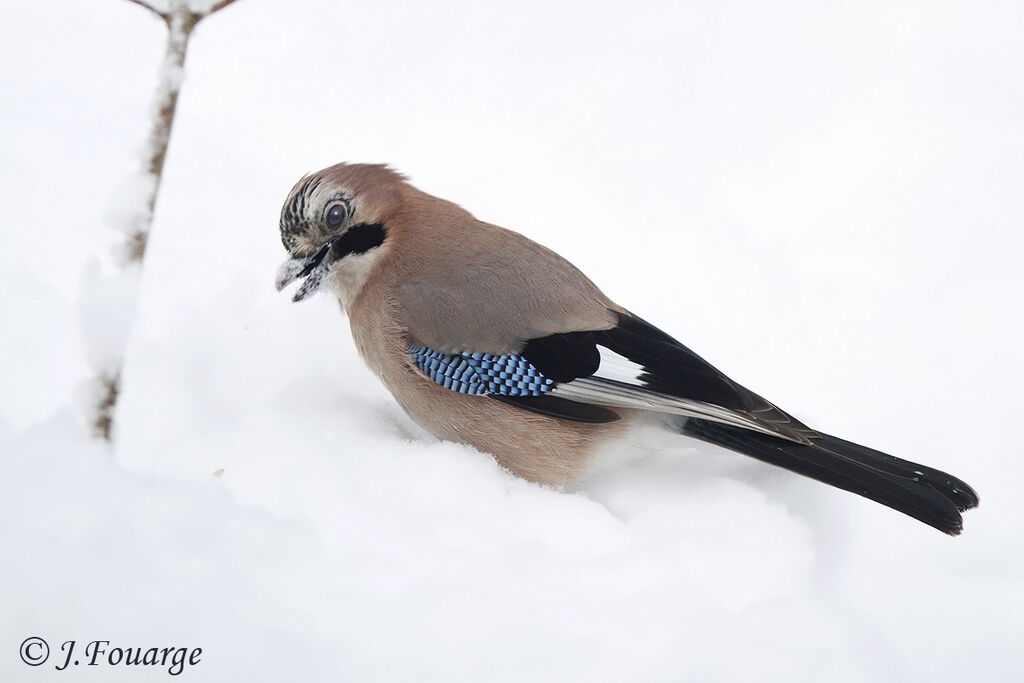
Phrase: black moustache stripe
[{"left": 331, "top": 223, "right": 387, "bottom": 258}]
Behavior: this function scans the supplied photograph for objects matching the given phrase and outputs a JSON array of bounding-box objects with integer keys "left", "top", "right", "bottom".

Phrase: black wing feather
[
  {"left": 491, "top": 394, "right": 621, "bottom": 423},
  {"left": 521, "top": 331, "right": 600, "bottom": 382},
  {"left": 592, "top": 316, "right": 752, "bottom": 411}
]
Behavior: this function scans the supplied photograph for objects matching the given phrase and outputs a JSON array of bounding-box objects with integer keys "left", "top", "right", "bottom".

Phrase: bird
[{"left": 275, "top": 162, "right": 978, "bottom": 535}]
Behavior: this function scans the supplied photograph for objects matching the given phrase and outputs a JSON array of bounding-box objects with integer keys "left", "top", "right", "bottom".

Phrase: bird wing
[
  {"left": 404, "top": 308, "right": 817, "bottom": 443},
  {"left": 392, "top": 220, "right": 815, "bottom": 442}
]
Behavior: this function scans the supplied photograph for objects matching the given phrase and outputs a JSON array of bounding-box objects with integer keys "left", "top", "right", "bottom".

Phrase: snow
[
  {"left": 78, "top": 259, "right": 141, "bottom": 377},
  {"left": 2, "top": 1, "right": 1023, "bottom": 681}
]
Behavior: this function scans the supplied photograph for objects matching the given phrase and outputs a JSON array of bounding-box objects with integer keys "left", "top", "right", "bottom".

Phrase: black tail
[{"left": 680, "top": 418, "right": 980, "bottom": 535}]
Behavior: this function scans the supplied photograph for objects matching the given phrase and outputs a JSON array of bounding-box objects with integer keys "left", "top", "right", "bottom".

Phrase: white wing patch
[{"left": 590, "top": 346, "right": 648, "bottom": 386}]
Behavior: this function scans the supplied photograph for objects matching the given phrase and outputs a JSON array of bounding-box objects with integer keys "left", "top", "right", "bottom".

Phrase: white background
[{"left": 2, "top": 1, "right": 1022, "bottom": 680}]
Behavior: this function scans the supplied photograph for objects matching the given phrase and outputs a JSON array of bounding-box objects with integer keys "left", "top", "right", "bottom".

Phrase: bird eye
[{"left": 325, "top": 203, "right": 348, "bottom": 228}]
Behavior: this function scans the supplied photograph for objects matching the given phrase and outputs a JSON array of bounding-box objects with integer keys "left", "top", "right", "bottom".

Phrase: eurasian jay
[{"left": 275, "top": 163, "right": 978, "bottom": 535}]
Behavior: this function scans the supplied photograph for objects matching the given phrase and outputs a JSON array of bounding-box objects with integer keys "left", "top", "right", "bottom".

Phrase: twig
[
  {"left": 205, "top": 0, "right": 242, "bottom": 16},
  {"left": 122, "top": 0, "right": 166, "bottom": 19},
  {"left": 93, "top": 371, "right": 121, "bottom": 440}
]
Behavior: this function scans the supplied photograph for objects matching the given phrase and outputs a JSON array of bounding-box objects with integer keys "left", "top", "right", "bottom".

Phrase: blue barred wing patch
[{"left": 408, "top": 344, "right": 555, "bottom": 396}]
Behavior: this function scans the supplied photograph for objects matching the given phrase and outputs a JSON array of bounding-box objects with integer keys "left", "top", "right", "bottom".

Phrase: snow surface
[{"left": 3, "top": 1, "right": 1023, "bottom": 680}]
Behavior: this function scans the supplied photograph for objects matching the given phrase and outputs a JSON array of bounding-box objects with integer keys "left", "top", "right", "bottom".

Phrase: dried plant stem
[
  {"left": 91, "top": 0, "right": 241, "bottom": 440},
  {"left": 129, "top": 1, "right": 242, "bottom": 261}
]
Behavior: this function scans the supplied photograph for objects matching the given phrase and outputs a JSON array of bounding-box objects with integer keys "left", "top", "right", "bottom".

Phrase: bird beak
[{"left": 275, "top": 240, "right": 335, "bottom": 302}]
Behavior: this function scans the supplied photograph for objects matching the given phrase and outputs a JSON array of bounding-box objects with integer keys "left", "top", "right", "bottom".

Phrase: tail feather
[{"left": 680, "top": 418, "right": 979, "bottom": 535}]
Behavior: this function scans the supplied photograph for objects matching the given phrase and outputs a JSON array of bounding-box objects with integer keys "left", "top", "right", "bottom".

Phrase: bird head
[{"left": 275, "top": 163, "right": 404, "bottom": 304}]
